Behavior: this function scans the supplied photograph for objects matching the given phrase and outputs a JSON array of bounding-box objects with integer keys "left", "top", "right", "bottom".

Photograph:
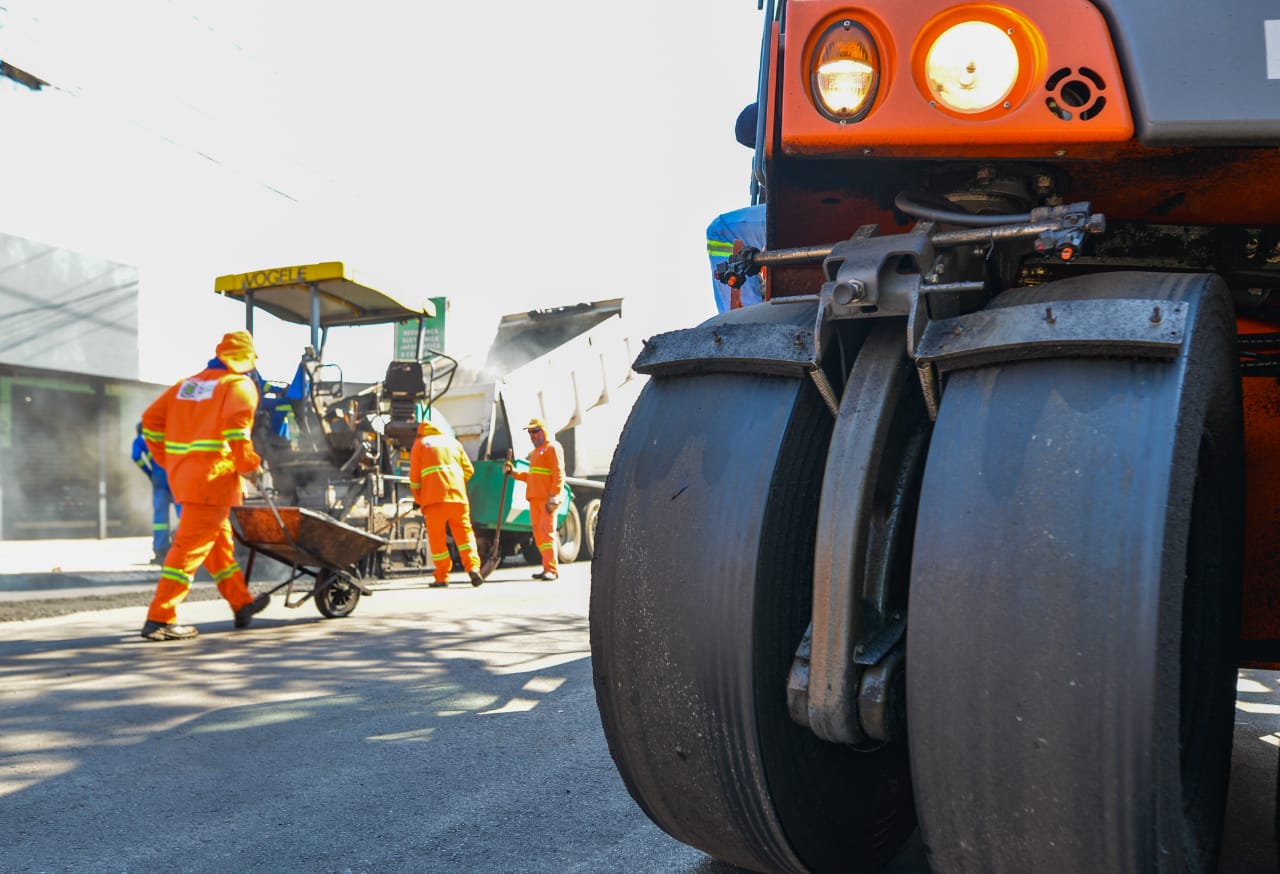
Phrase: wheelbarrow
[{"left": 231, "top": 503, "right": 387, "bottom": 618}]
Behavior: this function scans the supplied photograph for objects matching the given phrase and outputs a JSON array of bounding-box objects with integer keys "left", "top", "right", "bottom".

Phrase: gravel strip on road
[{"left": 0, "top": 586, "right": 229, "bottom": 622}]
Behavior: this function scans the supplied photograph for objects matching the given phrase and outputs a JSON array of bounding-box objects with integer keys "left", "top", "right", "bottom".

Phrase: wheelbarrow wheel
[{"left": 315, "top": 570, "right": 362, "bottom": 619}]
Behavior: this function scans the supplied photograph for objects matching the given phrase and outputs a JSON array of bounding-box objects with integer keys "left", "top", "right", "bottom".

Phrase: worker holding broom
[
  {"left": 409, "top": 418, "right": 484, "bottom": 588},
  {"left": 138, "top": 330, "right": 271, "bottom": 641},
  {"left": 506, "top": 417, "right": 565, "bottom": 581}
]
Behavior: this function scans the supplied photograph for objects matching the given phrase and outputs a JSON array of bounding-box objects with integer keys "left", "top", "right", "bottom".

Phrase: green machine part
[{"left": 466, "top": 458, "right": 572, "bottom": 532}]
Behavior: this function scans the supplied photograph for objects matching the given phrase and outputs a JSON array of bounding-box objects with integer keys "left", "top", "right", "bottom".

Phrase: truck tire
[
  {"left": 520, "top": 538, "right": 541, "bottom": 565},
  {"left": 580, "top": 498, "right": 601, "bottom": 560},
  {"left": 557, "top": 500, "right": 582, "bottom": 564}
]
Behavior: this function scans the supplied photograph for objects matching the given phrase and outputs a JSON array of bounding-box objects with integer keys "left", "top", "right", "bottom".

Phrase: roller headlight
[
  {"left": 811, "top": 20, "right": 880, "bottom": 122},
  {"left": 925, "top": 20, "right": 1019, "bottom": 114}
]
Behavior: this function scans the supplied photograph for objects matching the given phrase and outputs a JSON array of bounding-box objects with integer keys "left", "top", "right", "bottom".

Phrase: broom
[{"left": 478, "top": 450, "right": 513, "bottom": 579}]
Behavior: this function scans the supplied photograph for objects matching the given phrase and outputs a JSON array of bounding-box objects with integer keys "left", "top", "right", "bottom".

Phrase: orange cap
[
  {"left": 525, "top": 418, "right": 546, "bottom": 432},
  {"left": 215, "top": 330, "right": 258, "bottom": 374}
]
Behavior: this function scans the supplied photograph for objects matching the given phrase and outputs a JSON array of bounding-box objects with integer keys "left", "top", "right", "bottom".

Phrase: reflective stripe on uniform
[
  {"left": 160, "top": 566, "right": 193, "bottom": 586},
  {"left": 707, "top": 240, "right": 735, "bottom": 256},
  {"left": 165, "top": 439, "right": 230, "bottom": 455},
  {"left": 212, "top": 564, "right": 242, "bottom": 583}
]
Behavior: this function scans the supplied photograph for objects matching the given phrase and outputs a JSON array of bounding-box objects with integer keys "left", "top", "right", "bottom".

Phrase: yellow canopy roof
[{"left": 214, "top": 261, "right": 435, "bottom": 328}]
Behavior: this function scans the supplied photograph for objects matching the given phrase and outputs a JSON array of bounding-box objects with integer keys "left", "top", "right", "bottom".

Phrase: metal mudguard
[
  {"left": 632, "top": 298, "right": 824, "bottom": 379},
  {"left": 1093, "top": 0, "right": 1280, "bottom": 145}
]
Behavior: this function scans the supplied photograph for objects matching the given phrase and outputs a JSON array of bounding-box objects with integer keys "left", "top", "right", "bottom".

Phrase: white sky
[{"left": 0, "top": 0, "right": 765, "bottom": 384}]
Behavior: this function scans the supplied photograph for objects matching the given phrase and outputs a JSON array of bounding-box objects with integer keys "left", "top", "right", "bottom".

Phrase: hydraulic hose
[{"left": 894, "top": 191, "right": 1031, "bottom": 227}]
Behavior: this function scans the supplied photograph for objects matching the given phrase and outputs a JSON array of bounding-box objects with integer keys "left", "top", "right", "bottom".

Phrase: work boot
[
  {"left": 140, "top": 620, "right": 199, "bottom": 641},
  {"left": 234, "top": 592, "right": 271, "bottom": 629},
  {"left": 429, "top": 581, "right": 449, "bottom": 588},
  {"left": 469, "top": 570, "right": 484, "bottom": 587},
  {"left": 533, "top": 571, "right": 559, "bottom": 581}
]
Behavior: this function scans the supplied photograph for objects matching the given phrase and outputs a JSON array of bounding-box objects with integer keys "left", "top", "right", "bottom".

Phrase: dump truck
[
  {"left": 589, "top": 3, "right": 1280, "bottom": 873},
  {"left": 434, "top": 298, "right": 645, "bottom": 567}
]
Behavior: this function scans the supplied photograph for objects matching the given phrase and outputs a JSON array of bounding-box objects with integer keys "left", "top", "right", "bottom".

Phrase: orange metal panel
[
  {"left": 1238, "top": 315, "right": 1280, "bottom": 669},
  {"left": 764, "top": 21, "right": 780, "bottom": 163},
  {"left": 780, "top": 0, "right": 1133, "bottom": 158}
]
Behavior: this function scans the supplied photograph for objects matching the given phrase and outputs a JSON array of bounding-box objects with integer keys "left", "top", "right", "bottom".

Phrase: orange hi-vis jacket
[
  {"left": 409, "top": 432, "right": 475, "bottom": 506},
  {"left": 515, "top": 440, "right": 565, "bottom": 501},
  {"left": 141, "top": 366, "right": 261, "bottom": 506}
]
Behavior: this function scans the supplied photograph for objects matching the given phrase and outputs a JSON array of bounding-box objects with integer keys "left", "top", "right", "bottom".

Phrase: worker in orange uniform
[
  {"left": 138, "top": 330, "right": 271, "bottom": 641},
  {"left": 506, "top": 417, "right": 565, "bottom": 581},
  {"left": 409, "top": 419, "right": 484, "bottom": 588}
]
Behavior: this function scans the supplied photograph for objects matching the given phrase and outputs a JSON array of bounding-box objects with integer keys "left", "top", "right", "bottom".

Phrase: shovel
[{"left": 478, "top": 450, "right": 513, "bottom": 579}]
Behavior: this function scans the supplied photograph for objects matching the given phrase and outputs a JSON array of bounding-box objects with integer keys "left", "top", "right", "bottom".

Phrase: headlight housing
[
  {"left": 924, "top": 21, "right": 1018, "bottom": 114},
  {"left": 810, "top": 19, "right": 881, "bottom": 122},
  {"left": 913, "top": 6, "right": 1043, "bottom": 119}
]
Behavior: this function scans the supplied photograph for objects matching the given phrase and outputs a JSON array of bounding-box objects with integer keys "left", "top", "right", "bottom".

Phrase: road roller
[{"left": 589, "top": 1, "right": 1280, "bottom": 871}]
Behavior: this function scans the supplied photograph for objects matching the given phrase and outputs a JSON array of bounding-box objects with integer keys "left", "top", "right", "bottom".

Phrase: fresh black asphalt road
[{"left": 1, "top": 559, "right": 1276, "bottom": 873}]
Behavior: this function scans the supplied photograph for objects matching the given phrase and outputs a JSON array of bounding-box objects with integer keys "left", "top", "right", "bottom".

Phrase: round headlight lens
[
  {"left": 925, "top": 20, "right": 1019, "bottom": 114},
  {"left": 812, "top": 20, "right": 880, "bottom": 122}
]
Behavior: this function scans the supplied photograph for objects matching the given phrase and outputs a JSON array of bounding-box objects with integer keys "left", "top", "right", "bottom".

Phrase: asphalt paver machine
[
  {"left": 215, "top": 261, "right": 456, "bottom": 581},
  {"left": 589, "top": 2, "right": 1280, "bottom": 872}
]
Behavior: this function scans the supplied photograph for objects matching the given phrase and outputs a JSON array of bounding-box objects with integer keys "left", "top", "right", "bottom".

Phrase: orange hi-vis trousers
[
  {"left": 424, "top": 501, "right": 480, "bottom": 582},
  {"left": 528, "top": 501, "right": 558, "bottom": 576},
  {"left": 146, "top": 502, "right": 254, "bottom": 624}
]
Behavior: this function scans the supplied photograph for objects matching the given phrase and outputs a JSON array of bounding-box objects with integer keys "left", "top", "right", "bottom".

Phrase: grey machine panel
[{"left": 1092, "top": 0, "right": 1280, "bottom": 145}]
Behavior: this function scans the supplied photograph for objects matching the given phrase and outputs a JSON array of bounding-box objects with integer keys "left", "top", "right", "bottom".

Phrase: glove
[
  {"left": 504, "top": 461, "right": 515, "bottom": 475},
  {"left": 545, "top": 495, "right": 562, "bottom": 513}
]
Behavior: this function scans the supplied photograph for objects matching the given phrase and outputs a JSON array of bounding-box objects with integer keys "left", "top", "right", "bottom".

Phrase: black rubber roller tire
[
  {"left": 907, "top": 272, "right": 1244, "bottom": 873},
  {"left": 591, "top": 372, "right": 916, "bottom": 874}
]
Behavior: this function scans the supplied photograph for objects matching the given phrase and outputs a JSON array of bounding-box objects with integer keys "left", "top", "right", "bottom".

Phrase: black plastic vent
[{"left": 1044, "top": 66, "right": 1107, "bottom": 121}]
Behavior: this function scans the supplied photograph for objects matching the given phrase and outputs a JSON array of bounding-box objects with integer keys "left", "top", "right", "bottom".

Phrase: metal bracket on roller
[
  {"left": 820, "top": 224, "right": 941, "bottom": 317},
  {"left": 636, "top": 203, "right": 1111, "bottom": 420}
]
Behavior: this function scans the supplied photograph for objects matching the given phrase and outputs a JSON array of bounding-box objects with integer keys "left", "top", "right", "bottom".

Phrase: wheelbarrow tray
[{"left": 232, "top": 504, "right": 386, "bottom": 572}]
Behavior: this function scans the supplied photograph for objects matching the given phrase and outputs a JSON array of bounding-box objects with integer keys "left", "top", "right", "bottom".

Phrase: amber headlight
[
  {"left": 811, "top": 19, "right": 880, "bottom": 122},
  {"left": 924, "top": 20, "right": 1019, "bottom": 114}
]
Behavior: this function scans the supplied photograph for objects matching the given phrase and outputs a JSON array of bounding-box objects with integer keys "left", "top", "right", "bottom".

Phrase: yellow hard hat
[
  {"left": 216, "top": 330, "right": 258, "bottom": 374},
  {"left": 525, "top": 418, "right": 547, "bottom": 432}
]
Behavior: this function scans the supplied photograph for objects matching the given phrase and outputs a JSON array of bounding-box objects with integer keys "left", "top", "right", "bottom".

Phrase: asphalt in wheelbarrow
[{"left": 231, "top": 505, "right": 386, "bottom": 572}]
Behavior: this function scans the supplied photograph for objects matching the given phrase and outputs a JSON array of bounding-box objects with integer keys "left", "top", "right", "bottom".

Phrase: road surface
[{"left": 0, "top": 557, "right": 1275, "bottom": 872}]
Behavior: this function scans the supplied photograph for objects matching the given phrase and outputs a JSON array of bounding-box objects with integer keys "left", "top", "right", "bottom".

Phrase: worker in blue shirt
[
  {"left": 132, "top": 422, "right": 180, "bottom": 565},
  {"left": 707, "top": 102, "right": 767, "bottom": 313},
  {"left": 707, "top": 204, "right": 766, "bottom": 312},
  {"left": 251, "top": 367, "right": 294, "bottom": 440}
]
